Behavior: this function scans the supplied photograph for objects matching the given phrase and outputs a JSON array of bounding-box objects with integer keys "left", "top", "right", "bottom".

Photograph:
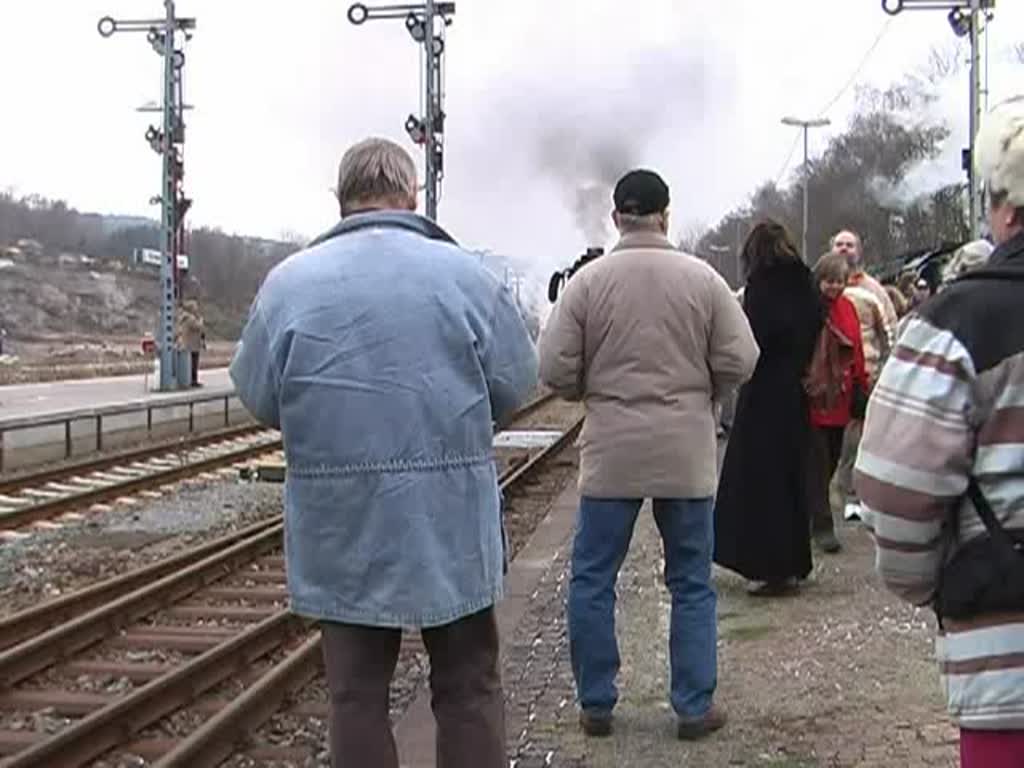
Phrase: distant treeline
[
  {"left": 682, "top": 79, "right": 975, "bottom": 287},
  {"left": 0, "top": 191, "right": 302, "bottom": 335}
]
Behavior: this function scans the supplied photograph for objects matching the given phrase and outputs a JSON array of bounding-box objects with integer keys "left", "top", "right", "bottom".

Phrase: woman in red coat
[{"left": 804, "top": 252, "right": 869, "bottom": 554}]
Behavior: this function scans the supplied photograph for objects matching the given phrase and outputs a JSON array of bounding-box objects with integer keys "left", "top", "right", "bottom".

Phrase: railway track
[
  {"left": 0, "top": 426, "right": 282, "bottom": 538},
  {"left": 0, "top": 391, "right": 568, "bottom": 538},
  {"left": 0, "top": 395, "right": 583, "bottom": 767}
]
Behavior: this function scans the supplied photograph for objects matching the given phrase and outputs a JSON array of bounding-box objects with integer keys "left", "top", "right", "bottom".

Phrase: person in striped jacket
[{"left": 855, "top": 95, "right": 1024, "bottom": 768}]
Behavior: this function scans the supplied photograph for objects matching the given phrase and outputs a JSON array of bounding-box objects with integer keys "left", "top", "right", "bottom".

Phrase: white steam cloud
[{"left": 867, "top": 42, "right": 1024, "bottom": 209}]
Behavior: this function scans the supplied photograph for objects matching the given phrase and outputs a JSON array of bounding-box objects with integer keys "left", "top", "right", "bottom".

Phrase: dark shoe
[
  {"left": 677, "top": 705, "right": 727, "bottom": 740},
  {"left": 815, "top": 531, "right": 842, "bottom": 554},
  {"left": 747, "top": 578, "right": 799, "bottom": 597},
  {"left": 579, "top": 711, "right": 613, "bottom": 737}
]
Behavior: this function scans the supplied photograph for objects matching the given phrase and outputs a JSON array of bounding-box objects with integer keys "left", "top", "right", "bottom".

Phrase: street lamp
[{"left": 781, "top": 116, "right": 831, "bottom": 264}]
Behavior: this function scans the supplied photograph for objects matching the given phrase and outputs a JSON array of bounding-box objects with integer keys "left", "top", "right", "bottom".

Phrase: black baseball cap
[{"left": 613, "top": 169, "right": 670, "bottom": 215}]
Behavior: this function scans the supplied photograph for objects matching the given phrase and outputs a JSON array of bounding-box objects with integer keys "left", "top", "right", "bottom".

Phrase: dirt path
[{"left": 519, "top": 510, "right": 959, "bottom": 767}]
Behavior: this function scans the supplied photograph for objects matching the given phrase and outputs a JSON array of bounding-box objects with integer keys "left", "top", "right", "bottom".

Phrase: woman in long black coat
[{"left": 714, "top": 220, "right": 823, "bottom": 596}]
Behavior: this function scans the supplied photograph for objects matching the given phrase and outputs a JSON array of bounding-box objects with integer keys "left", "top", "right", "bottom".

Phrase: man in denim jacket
[{"left": 230, "top": 137, "right": 538, "bottom": 768}]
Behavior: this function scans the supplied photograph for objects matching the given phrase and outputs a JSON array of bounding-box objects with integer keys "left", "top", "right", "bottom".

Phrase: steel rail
[
  {"left": 0, "top": 392, "right": 564, "bottom": 651},
  {"left": 0, "top": 398, "right": 581, "bottom": 767},
  {"left": 0, "top": 517, "right": 280, "bottom": 653},
  {"left": 154, "top": 632, "right": 323, "bottom": 768},
  {"left": 499, "top": 415, "right": 582, "bottom": 491},
  {"left": 494, "top": 390, "right": 556, "bottom": 431},
  {"left": 0, "top": 423, "right": 264, "bottom": 496},
  {"left": 2, "top": 611, "right": 306, "bottom": 768},
  {"left": 0, "top": 523, "right": 283, "bottom": 687},
  {"left": 140, "top": 413, "right": 584, "bottom": 766},
  {"left": 0, "top": 435, "right": 282, "bottom": 532}
]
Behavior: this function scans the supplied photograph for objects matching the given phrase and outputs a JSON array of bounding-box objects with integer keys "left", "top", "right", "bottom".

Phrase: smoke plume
[
  {"left": 535, "top": 131, "right": 637, "bottom": 246},
  {"left": 531, "top": 46, "right": 712, "bottom": 249}
]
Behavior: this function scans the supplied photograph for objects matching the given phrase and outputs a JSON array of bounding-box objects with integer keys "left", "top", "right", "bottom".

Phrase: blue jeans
[{"left": 568, "top": 496, "right": 717, "bottom": 719}]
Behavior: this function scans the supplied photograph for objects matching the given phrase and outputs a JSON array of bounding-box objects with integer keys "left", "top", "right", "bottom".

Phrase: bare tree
[
  {"left": 698, "top": 73, "right": 968, "bottom": 284},
  {"left": 676, "top": 219, "right": 710, "bottom": 255},
  {"left": 919, "top": 42, "right": 964, "bottom": 85},
  {"left": 0, "top": 192, "right": 302, "bottom": 339},
  {"left": 277, "top": 229, "right": 309, "bottom": 246}
]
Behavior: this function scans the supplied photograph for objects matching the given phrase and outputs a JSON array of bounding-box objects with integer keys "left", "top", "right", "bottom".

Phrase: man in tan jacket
[{"left": 538, "top": 169, "right": 758, "bottom": 742}]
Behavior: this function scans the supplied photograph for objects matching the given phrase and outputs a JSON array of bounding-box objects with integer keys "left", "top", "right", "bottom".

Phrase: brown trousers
[
  {"left": 321, "top": 607, "right": 506, "bottom": 768},
  {"left": 808, "top": 425, "right": 845, "bottom": 536}
]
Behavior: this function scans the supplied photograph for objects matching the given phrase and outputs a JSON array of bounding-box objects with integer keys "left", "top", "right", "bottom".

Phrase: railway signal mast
[
  {"left": 882, "top": 0, "right": 996, "bottom": 240},
  {"left": 348, "top": 2, "right": 456, "bottom": 221},
  {"left": 99, "top": 2, "right": 196, "bottom": 391}
]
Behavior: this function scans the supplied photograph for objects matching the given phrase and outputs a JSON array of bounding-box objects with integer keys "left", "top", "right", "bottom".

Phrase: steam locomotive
[{"left": 547, "top": 247, "right": 604, "bottom": 303}]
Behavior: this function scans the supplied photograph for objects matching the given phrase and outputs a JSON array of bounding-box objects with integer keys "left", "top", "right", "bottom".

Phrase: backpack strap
[
  {"left": 934, "top": 479, "right": 1022, "bottom": 628},
  {"left": 965, "top": 478, "right": 1024, "bottom": 559}
]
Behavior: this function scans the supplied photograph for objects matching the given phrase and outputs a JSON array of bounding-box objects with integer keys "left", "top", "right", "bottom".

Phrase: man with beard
[{"left": 828, "top": 229, "right": 895, "bottom": 525}]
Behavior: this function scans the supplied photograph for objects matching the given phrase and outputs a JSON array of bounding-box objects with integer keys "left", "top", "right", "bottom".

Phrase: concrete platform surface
[
  {"left": 395, "top": 460, "right": 581, "bottom": 767},
  {"left": 394, "top": 493, "right": 959, "bottom": 767},
  {"left": 0, "top": 367, "right": 234, "bottom": 421}
]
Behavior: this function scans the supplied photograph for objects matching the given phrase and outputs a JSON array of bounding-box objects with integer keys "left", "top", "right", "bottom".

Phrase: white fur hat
[
  {"left": 975, "top": 96, "right": 1024, "bottom": 206},
  {"left": 942, "top": 238, "right": 994, "bottom": 284}
]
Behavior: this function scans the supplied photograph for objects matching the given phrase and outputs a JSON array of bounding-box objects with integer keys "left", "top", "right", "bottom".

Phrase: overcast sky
[{"left": 1, "top": 1, "right": 1021, "bottom": 285}]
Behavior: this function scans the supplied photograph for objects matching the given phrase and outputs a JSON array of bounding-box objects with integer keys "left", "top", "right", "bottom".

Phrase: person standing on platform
[
  {"left": 538, "top": 169, "right": 759, "bottom": 741},
  {"left": 909, "top": 277, "right": 932, "bottom": 312},
  {"left": 885, "top": 284, "right": 909, "bottom": 321},
  {"left": 804, "top": 252, "right": 868, "bottom": 555},
  {"left": 714, "top": 220, "right": 822, "bottom": 596},
  {"left": 831, "top": 229, "right": 898, "bottom": 332},
  {"left": 855, "top": 96, "right": 1024, "bottom": 768},
  {"left": 829, "top": 230, "right": 894, "bottom": 521},
  {"left": 230, "top": 137, "right": 537, "bottom": 768},
  {"left": 178, "top": 299, "right": 205, "bottom": 387}
]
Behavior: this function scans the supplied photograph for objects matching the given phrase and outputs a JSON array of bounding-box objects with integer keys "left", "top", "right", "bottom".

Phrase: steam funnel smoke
[
  {"left": 574, "top": 183, "right": 614, "bottom": 244},
  {"left": 524, "top": 41, "right": 713, "bottom": 249},
  {"left": 537, "top": 130, "right": 637, "bottom": 247}
]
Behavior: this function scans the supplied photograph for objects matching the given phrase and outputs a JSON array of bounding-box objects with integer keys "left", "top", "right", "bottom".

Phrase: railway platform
[
  {"left": 0, "top": 367, "right": 233, "bottom": 421},
  {"left": 0, "top": 368, "right": 246, "bottom": 473},
  {"left": 396, "top": 487, "right": 959, "bottom": 767}
]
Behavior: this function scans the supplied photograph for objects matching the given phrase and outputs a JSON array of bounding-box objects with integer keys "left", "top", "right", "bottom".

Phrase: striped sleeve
[{"left": 854, "top": 315, "right": 975, "bottom": 606}]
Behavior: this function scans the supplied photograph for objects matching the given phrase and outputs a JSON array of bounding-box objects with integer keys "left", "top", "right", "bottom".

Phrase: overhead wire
[
  {"left": 773, "top": 134, "right": 802, "bottom": 187},
  {"left": 773, "top": 17, "right": 894, "bottom": 185},
  {"left": 815, "top": 18, "right": 893, "bottom": 118}
]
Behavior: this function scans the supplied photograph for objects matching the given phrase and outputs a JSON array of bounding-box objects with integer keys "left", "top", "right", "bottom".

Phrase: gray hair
[
  {"left": 336, "top": 138, "right": 417, "bottom": 214},
  {"left": 616, "top": 212, "right": 665, "bottom": 233}
]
